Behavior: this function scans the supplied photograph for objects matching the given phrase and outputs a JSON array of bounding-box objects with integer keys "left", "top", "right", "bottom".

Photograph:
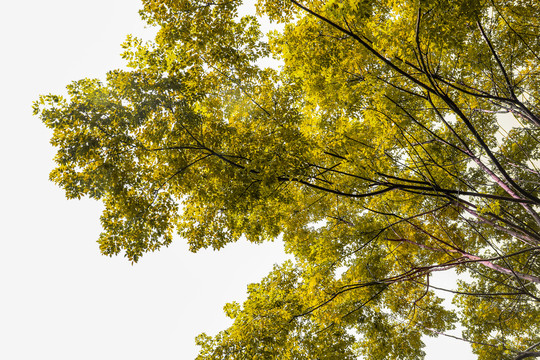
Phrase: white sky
[{"left": 0, "top": 1, "right": 473, "bottom": 359}]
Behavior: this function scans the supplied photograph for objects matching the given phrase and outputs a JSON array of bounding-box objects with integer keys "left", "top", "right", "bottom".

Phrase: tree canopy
[{"left": 35, "top": 0, "right": 540, "bottom": 359}]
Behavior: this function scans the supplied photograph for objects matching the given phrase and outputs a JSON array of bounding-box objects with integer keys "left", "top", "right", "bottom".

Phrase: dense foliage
[{"left": 35, "top": 0, "right": 540, "bottom": 359}]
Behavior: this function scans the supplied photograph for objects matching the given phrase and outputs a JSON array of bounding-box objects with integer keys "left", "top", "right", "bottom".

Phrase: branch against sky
[{"left": 35, "top": 0, "right": 540, "bottom": 359}]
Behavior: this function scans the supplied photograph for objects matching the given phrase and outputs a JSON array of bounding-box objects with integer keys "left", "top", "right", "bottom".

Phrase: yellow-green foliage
[{"left": 35, "top": 0, "right": 540, "bottom": 358}]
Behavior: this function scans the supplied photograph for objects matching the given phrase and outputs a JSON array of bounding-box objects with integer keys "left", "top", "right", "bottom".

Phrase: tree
[{"left": 35, "top": 0, "right": 540, "bottom": 359}]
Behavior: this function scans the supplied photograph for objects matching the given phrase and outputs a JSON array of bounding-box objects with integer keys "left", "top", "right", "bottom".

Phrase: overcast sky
[{"left": 0, "top": 1, "right": 473, "bottom": 359}]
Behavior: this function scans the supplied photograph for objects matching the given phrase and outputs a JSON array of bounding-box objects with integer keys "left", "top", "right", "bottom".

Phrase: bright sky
[{"left": 0, "top": 1, "right": 474, "bottom": 359}]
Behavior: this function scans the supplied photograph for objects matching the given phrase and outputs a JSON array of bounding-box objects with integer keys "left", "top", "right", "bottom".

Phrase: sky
[{"left": 0, "top": 1, "right": 474, "bottom": 359}]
